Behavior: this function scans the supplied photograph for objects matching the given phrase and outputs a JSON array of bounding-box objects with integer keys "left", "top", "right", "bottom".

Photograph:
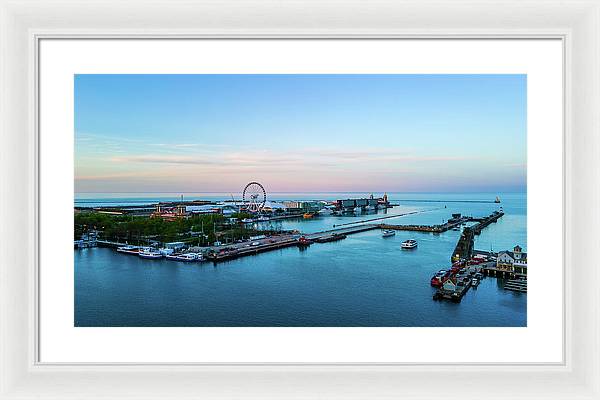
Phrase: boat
[
  {"left": 297, "top": 236, "right": 312, "bottom": 246},
  {"left": 166, "top": 253, "right": 197, "bottom": 262},
  {"left": 318, "top": 208, "right": 333, "bottom": 215},
  {"left": 401, "top": 239, "right": 418, "bottom": 249},
  {"left": 241, "top": 218, "right": 254, "bottom": 223},
  {"left": 314, "top": 233, "right": 347, "bottom": 243},
  {"left": 471, "top": 278, "right": 480, "bottom": 288},
  {"left": 257, "top": 216, "right": 270, "bottom": 222},
  {"left": 353, "top": 206, "right": 362, "bottom": 213},
  {"left": 117, "top": 244, "right": 139, "bottom": 255},
  {"left": 494, "top": 196, "right": 501, "bottom": 203},
  {"left": 159, "top": 248, "right": 174, "bottom": 256},
  {"left": 138, "top": 247, "right": 163, "bottom": 259},
  {"left": 430, "top": 270, "right": 449, "bottom": 287},
  {"left": 382, "top": 230, "right": 396, "bottom": 238},
  {"left": 303, "top": 213, "right": 315, "bottom": 219},
  {"left": 452, "top": 226, "right": 460, "bottom": 231}
]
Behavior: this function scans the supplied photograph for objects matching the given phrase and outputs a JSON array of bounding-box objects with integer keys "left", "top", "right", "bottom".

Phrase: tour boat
[
  {"left": 401, "top": 239, "right": 418, "bottom": 249},
  {"left": 138, "top": 247, "right": 163, "bottom": 259},
  {"left": 166, "top": 253, "right": 198, "bottom": 262},
  {"left": 117, "top": 245, "right": 139, "bottom": 255},
  {"left": 382, "top": 230, "right": 396, "bottom": 238}
]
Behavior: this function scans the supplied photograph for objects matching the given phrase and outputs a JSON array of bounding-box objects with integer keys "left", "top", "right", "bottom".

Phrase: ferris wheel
[{"left": 242, "top": 181, "right": 267, "bottom": 213}]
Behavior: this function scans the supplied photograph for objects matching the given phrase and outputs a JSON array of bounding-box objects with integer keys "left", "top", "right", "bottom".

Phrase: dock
[
  {"left": 206, "top": 237, "right": 299, "bottom": 262},
  {"left": 503, "top": 278, "right": 527, "bottom": 292}
]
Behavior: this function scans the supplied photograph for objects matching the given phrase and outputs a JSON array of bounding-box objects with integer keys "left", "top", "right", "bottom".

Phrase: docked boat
[
  {"left": 166, "top": 253, "right": 198, "bottom": 262},
  {"left": 314, "top": 233, "right": 347, "bottom": 243},
  {"left": 471, "top": 278, "right": 480, "bottom": 288},
  {"left": 297, "top": 236, "right": 312, "bottom": 246},
  {"left": 353, "top": 206, "right": 362, "bottom": 213},
  {"left": 382, "top": 230, "right": 396, "bottom": 238},
  {"left": 318, "top": 208, "right": 333, "bottom": 215},
  {"left": 159, "top": 248, "right": 174, "bottom": 256},
  {"left": 401, "top": 239, "right": 418, "bottom": 249},
  {"left": 117, "top": 244, "right": 139, "bottom": 255},
  {"left": 303, "top": 213, "right": 315, "bottom": 219},
  {"left": 430, "top": 270, "right": 449, "bottom": 287},
  {"left": 241, "top": 218, "right": 254, "bottom": 223},
  {"left": 138, "top": 247, "right": 163, "bottom": 259},
  {"left": 257, "top": 216, "right": 270, "bottom": 222}
]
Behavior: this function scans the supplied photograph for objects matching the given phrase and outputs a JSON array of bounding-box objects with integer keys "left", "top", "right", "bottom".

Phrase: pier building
[
  {"left": 335, "top": 195, "right": 388, "bottom": 211},
  {"left": 496, "top": 245, "right": 527, "bottom": 275}
]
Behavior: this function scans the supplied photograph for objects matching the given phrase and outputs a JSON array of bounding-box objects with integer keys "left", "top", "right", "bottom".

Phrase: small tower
[{"left": 513, "top": 245, "right": 522, "bottom": 260}]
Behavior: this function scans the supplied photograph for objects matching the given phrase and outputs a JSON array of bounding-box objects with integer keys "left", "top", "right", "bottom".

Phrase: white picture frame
[{"left": 0, "top": 0, "right": 597, "bottom": 398}]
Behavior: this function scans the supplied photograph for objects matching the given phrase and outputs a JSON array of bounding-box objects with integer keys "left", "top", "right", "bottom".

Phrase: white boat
[
  {"left": 318, "top": 208, "right": 333, "bottom": 215},
  {"left": 138, "top": 247, "right": 163, "bottom": 259},
  {"left": 366, "top": 205, "right": 375, "bottom": 211},
  {"left": 257, "top": 216, "right": 269, "bottom": 221},
  {"left": 494, "top": 196, "right": 501, "bottom": 203},
  {"left": 353, "top": 206, "right": 362, "bottom": 213},
  {"left": 382, "top": 230, "right": 396, "bottom": 238},
  {"left": 241, "top": 218, "right": 254, "bottom": 223},
  {"left": 401, "top": 239, "right": 418, "bottom": 249},
  {"left": 166, "top": 253, "right": 197, "bottom": 262},
  {"left": 117, "top": 244, "right": 139, "bottom": 255},
  {"left": 159, "top": 248, "right": 174, "bottom": 256}
]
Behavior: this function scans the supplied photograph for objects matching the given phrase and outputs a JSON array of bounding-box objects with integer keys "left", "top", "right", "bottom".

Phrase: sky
[{"left": 74, "top": 74, "right": 526, "bottom": 193}]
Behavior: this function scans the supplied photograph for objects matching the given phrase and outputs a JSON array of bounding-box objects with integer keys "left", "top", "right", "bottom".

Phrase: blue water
[{"left": 74, "top": 192, "right": 526, "bottom": 327}]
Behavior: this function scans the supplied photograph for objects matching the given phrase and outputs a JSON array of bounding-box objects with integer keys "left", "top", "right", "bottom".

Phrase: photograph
[{"left": 73, "top": 73, "right": 527, "bottom": 327}]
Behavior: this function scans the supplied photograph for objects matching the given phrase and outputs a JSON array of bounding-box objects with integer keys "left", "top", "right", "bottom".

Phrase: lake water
[{"left": 74, "top": 192, "right": 527, "bottom": 327}]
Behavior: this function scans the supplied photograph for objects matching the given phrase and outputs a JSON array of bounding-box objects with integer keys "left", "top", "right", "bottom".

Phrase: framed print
[
  {"left": 40, "top": 38, "right": 561, "bottom": 364},
  {"left": 1, "top": 0, "right": 599, "bottom": 399}
]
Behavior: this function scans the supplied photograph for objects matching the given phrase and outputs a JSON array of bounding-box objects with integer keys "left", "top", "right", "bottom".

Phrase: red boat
[
  {"left": 297, "top": 236, "right": 312, "bottom": 246},
  {"left": 430, "top": 270, "right": 451, "bottom": 287}
]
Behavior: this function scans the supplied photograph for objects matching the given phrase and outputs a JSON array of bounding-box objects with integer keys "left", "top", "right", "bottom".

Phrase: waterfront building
[
  {"left": 282, "top": 201, "right": 302, "bottom": 212},
  {"left": 261, "top": 201, "right": 286, "bottom": 213},
  {"left": 442, "top": 276, "right": 458, "bottom": 292},
  {"left": 151, "top": 204, "right": 186, "bottom": 221},
  {"left": 496, "top": 245, "right": 528, "bottom": 275},
  {"left": 282, "top": 201, "right": 319, "bottom": 213}
]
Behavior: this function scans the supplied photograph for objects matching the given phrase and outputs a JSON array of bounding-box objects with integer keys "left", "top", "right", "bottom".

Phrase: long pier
[{"left": 451, "top": 211, "right": 504, "bottom": 262}]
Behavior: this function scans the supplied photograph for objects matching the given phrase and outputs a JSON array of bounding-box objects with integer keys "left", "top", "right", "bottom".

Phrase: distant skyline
[{"left": 75, "top": 74, "right": 526, "bottom": 193}]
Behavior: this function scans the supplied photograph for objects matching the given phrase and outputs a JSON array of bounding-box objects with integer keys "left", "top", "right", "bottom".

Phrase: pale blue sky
[{"left": 75, "top": 74, "right": 526, "bottom": 193}]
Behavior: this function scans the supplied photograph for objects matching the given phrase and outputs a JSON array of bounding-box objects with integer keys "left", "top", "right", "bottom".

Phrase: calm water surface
[{"left": 75, "top": 192, "right": 526, "bottom": 327}]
